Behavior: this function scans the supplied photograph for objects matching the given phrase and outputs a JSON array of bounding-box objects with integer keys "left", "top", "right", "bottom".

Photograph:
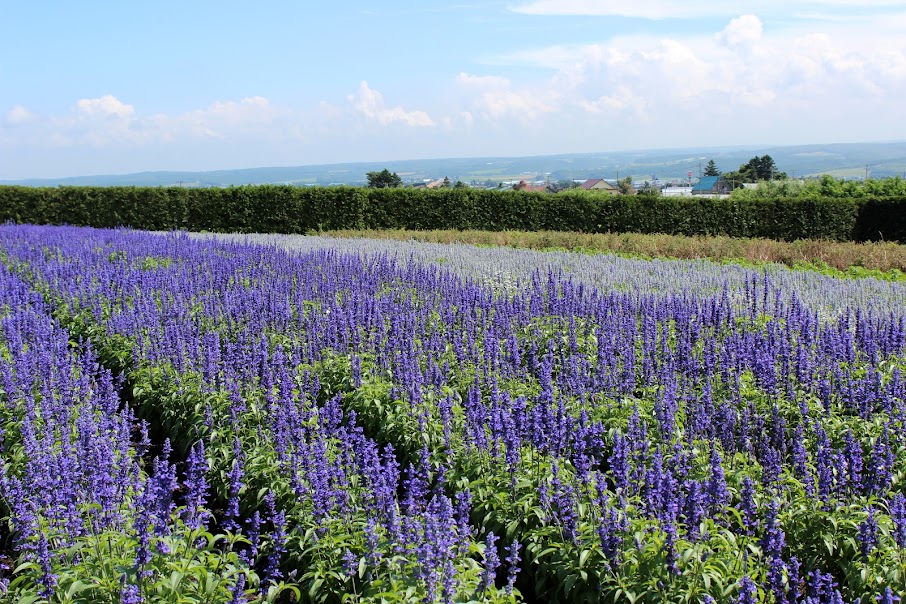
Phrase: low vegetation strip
[
  {"left": 1, "top": 185, "right": 906, "bottom": 242},
  {"left": 319, "top": 228, "right": 906, "bottom": 277}
]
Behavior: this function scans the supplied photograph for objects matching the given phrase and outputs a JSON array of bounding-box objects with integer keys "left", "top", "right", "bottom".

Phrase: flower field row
[
  {"left": 0, "top": 260, "right": 267, "bottom": 602},
  {"left": 200, "top": 232, "right": 906, "bottom": 318},
  {"left": 0, "top": 224, "right": 904, "bottom": 603}
]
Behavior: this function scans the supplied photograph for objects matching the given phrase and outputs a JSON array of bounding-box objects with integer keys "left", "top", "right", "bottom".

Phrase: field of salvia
[
  {"left": 0, "top": 225, "right": 905, "bottom": 603},
  {"left": 313, "top": 229, "right": 906, "bottom": 276}
]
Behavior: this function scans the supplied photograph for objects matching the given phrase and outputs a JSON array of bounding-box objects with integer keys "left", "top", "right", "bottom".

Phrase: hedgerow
[{"left": 1, "top": 185, "right": 904, "bottom": 241}]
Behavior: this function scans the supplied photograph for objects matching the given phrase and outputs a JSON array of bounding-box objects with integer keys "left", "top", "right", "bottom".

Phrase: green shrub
[{"left": 1, "top": 186, "right": 904, "bottom": 242}]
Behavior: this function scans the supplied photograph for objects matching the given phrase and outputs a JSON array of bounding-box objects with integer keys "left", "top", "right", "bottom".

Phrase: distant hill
[{"left": 4, "top": 142, "right": 906, "bottom": 187}]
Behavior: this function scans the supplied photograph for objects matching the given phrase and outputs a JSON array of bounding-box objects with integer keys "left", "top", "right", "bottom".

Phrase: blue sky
[{"left": 2, "top": 1, "right": 905, "bottom": 178}]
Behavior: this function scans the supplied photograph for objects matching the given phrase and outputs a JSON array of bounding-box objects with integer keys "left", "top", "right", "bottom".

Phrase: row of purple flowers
[{"left": 0, "top": 224, "right": 904, "bottom": 602}]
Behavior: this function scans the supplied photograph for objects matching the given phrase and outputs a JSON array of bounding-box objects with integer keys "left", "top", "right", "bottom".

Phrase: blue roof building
[{"left": 691, "top": 176, "right": 731, "bottom": 195}]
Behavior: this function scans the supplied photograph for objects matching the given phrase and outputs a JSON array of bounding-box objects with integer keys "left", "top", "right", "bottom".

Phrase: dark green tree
[
  {"left": 441, "top": 176, "right": 452, "bottom": 188},
  {"left": 453, "top": 180, "right": 467, "bottom": 189},
  {"left": 734, "top": 155, "right": 787, "bottom": 181},
  {"left": 366, "top": 169, "right": 403, "bottom": 188},
  {"left": 704, "top": 160, "right": 720, "bottom": 177}
]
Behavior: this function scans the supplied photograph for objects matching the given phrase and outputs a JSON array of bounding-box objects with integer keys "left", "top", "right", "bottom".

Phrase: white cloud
[
  {"left": 456, "top": 73, "right": 512, "bottom": 89},
  {"left": 496, "top": 14, "right": 906, "bottom": 99},
  {"left": 580, "top": 85, "right": 647, "bottom": 114},
  {"left": 76, "top": 95, "right": 134, "bottom": 119},
  {"left": 193, "top": 96, "right": 272, "bottom": 122},
  {"left": 716, "top": 15, "right": 763, "bottom": 49},
  {"left": 455, "top": 72, "right": 560, "bottom": 121},
  {"left": 1, "top": 86, "right": 444, "bottom": 177},
  {"left": 3, "top": 94, "right": 309, "bottom": 149},
  {"left": 511, "top": 0, "right": 906, "bottom": 19},
  {"left": 347, "top": 81, "right": 435, "bottom": 127},
  {"left": 511, "top": 0, "right": 692, "bottom": 19},
  {"left": 457, "top": 12, "right": 906, "bottom": 146},
  {"left": 178, "top": 96, "right": 284, "bottom": 140},
  {"left": 5, "top": 105, "right": 37, "bottom": 125},
  {"left": 484, "top": 90, "right": 555, "bottom": 120},
  {"left": 4, "top": 8, "right": 906, "bottom": 180},
  {"left": 873, "top": 48, "right": 906, "bottom": 80}
]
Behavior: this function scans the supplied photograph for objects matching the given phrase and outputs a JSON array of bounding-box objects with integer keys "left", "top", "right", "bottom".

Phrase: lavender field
[{"left": 1, "top": 224, "right": 905, "bottom": 603}]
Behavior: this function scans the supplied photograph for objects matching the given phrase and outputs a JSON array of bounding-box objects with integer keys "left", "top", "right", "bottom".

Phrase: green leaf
[
  {"left": 13, "top": 561, "right": 39, "bottom": 574},
  {"left": 64, "top": 579, "right": 93, "bottom": 598},
  {"left": 563, "top": 573, "right": 578, "bottom": 594},
  {"left": 308, "top": 577, "right": 324, "bottom": 599}
]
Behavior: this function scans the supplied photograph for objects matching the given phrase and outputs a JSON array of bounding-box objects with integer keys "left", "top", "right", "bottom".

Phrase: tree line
[{"left": 704, "top": 155, "right": 787, "bottom": 183}]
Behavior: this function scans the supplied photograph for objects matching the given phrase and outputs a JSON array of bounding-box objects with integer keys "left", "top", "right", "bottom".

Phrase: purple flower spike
[{"left": 482, "top": 532, "right": 499, "bottom": 592}]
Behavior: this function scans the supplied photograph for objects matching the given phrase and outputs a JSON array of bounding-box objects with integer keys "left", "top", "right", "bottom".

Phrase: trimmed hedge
[{"left": 0, "top": 185, "right": 903, "bottom": 242}]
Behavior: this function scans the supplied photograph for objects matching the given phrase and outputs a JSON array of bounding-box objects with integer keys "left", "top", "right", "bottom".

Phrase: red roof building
[{"left": 579, "top": 178, "right": 619, "bottom": 192}]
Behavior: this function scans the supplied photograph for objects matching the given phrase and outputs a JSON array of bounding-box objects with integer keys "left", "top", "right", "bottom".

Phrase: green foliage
[
  {"left": 704, "top": 160, "right": 720, "bottom": 177},
  {"left": 726, "top": 155, "right": 787, "bottom": 183},
  {"left": 1, "top": 184, "right": 906, "bottom": 242},
  {"left": 7, "top": 522, "right": 264, "bottom": 604},
  {"left": 806, "top": 175, "right": 906, "bottom": 199},
  {"left": 366, "top": 169, "right": 403, "bottom": 189},
  {"left": 729, "top": 176, "right": 906, "bottom": 203},
  {"left": 636, "top": 182, "right": 660, "bottom": 196},
  {"left": 616, "top": 177, "right": 633, "bottom": 195}
]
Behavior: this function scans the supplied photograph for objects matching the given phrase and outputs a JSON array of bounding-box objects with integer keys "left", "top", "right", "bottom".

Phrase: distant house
[
  {"left": 580, "top": 178, "right": 619, "bottom": 193},
  {"left": 513, "top": 179, "right": 557, "bottom": 193},
  {"left": 691, "top": 176, "right": 731, "bottom": 195}
]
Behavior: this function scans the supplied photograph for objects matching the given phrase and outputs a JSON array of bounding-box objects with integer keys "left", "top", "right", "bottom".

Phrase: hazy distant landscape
[{"left": 5, "top": 141, "right": 905, "bottom": 188}]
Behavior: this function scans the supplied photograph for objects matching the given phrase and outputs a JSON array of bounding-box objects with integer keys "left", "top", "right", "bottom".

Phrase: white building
[{"left": 662, "top": 187, "right": 693, "bottom": 197}]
